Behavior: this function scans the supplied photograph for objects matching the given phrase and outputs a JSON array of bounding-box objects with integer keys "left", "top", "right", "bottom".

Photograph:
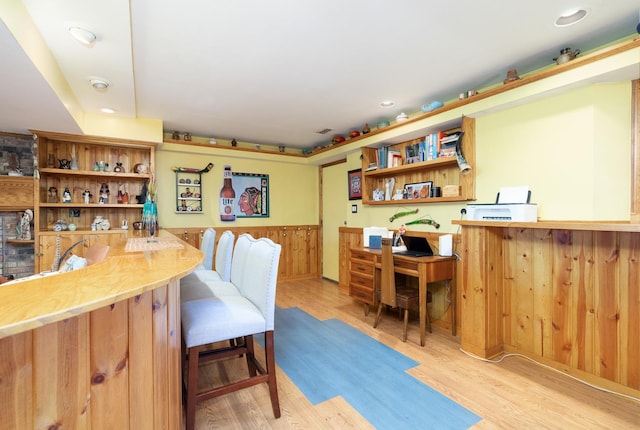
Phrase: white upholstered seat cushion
[{"left": 181, "top": 295, "right": 266, "bottom": 348}]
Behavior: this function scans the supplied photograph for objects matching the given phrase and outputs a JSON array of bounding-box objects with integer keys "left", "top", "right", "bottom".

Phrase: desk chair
[
  {"left": 374, "top": 238, "right": 428, "bottom": 342},
  {"left": 180, "top": 234, "right": 282, "bottom": 430}
]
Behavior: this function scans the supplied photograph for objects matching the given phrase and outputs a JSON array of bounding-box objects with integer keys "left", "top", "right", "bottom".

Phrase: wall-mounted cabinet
[
  {"left": 33, "top": 131, "right": 156, "bottom": 271},
  {"left": 361, "top": 116, "right": 475, "bottom": 205}
]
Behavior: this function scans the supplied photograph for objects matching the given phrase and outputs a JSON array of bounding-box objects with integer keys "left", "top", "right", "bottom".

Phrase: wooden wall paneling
[
  {"left": 620, "top": 232, "right": 640, "bottom": 388},
  {"left": 533, "top": 229, "right": 553, "bottom": 360},
  {"left": 0, "top": 332, "right": 32, "bottom": 430},
  {"left": 89, "top": 302, "right": 130, "bottom": 429},
  {"left": 128, "top": 291, "right": 155, "bottom": 430},
  {"left": 166, "top": 280, "right": 182, "bottom": 428},
  {"left": 594, "top": 231, "right": 620, "bottom": 383},
  {"left": 549, "top": 229, "right": 573, "bottom": 366},
  {"left": 571, "top": 231, "right": 595, "bottom": 375},
  {"left": 632, "top": 79, "right": 639, "bottom": 224},
  {"left": 501, "top": 228, "right": 515, "bottom": 349},
  {"left": 33, "top": 316, "right": 90, "bottom": 429},
  {"left": 152, "top": 284, "right": 170, "bottom": 429}
]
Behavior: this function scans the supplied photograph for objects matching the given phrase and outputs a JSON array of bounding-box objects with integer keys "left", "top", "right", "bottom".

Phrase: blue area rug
[{"left": 260, "top": 306, "right": 481, "bottom": 429}]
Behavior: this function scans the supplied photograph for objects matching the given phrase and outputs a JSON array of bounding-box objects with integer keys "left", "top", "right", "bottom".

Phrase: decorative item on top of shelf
[
  {"left": 48, "top": 186, "right": 59, "bottom": 203},
  {"left": 459, "top": 90, "right": 478, "bottom": 100},
  {"left": 332, "top": 135, "right": 345, "bottom": 144},
  {"left": 421, "top": 101, "right": 444, "bottom": 112},
  {"left": 377, "top": 120, "right": 390, "bottom": 128},
  {"left": 347, "top": 169, "right": 362, "bottom": 200},
  {"left": 117, "top": 188, "right": 129, "bottom": 204},
  {"left": 133, "top": 163, "right": 148, "bottom": 174},
  {"left": 98, "top": 183, "right": 109, "bottom": 204},
  {"left": 68, "top": 223, "right": 76, "bottom": 231},
  {"left": 349, "top": 130, "right": 360, "bottom": 138},
  {"left": 255, "top": 144, "right": 260, "bottom": 150},
  {"left": 278, "top": 145, "right": 285, "bottom": 152},
  {"left": 209, "top": 138, "right": 217, "bottom": 144},
  {"left": 503, "top": 68, "right": 520, "bottom": 84},
  {"left": 392, "top": 189, "right": 404, "bottom": 200},
  {"left": 53, "top": 219, "right": 68, "bottom": 232},
  {"left": 231, "top": 138, "right": 238, "bottom": 147},
  {"left": 455, "top": 131, "right": 471, "bottom": 174},
  {"left": 16, "top": 209, "right": 33, "bottom": 240},
  {"left": 395, "top": 112, "right": 408, "bottom": 122},
  {"left": 82, "top": 189, "right": 92, "bottom": 204},
  {"left": 59, "top": 158, "right": 71, "bottom": 169},
  {"left": 62, "top": 187, "right": 72, "bottom": 203},
  {"left": 121, "top": 219, "right": 128, "bottom": 230},
  {"left": 95, "top": 160, "right": 109, "bottom": 172},
  {"left": 362, "top": 123, "right": 371, "bottom": 134},
  {"left": 172, "top": 131, "right": 180, "bottom": 140},
  {"left": 184, "top": 132, "right": 192, "bottom": 141},
  {"left": 554, "top": 47, "right": 580, "bottom": 65},
  {"left": 373, "top": 188, "right": 384, "bottom": 201},
  {"left": 404, "top": 181, "right": 432, "bottom": 200},
  {"left": 113, "top": 162, "right": 125, "bottom": 173}
]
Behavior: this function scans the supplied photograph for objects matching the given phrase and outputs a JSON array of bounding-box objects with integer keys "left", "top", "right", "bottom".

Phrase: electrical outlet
[{"left": 351, "top": 205, "right": 358, "bottom": 213}]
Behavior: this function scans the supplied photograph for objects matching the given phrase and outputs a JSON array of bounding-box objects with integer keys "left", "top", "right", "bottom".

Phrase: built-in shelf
[{"left": 453, "top": 220, "right": 640, "bottom": 232}]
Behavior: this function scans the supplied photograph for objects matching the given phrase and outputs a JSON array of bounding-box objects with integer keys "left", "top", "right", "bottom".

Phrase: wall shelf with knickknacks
[
  {"left": 175, "top": 171, "right": 203, "bottom": 213},
  {"left": 360, "top": 116, "right": 475, "bottom": 205},
  {"left": 32, "top": 130, "right": 157, "bottom": 272}
]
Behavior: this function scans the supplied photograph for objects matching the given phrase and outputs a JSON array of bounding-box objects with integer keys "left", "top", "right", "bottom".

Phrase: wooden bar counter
[{"left": 0, "top": 230, "right": 203, "bottom": 430}]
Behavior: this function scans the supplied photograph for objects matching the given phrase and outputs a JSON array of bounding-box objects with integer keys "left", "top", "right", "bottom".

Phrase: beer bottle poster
[{"left": 231, "top": 172, "right": 269, "bottom": 218}]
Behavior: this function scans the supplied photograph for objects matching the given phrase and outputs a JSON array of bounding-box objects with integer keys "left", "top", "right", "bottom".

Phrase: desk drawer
[
  {"left": 350, "top": 249, "right": 375, "bottom": 262},
  {"left": 350, "top": 259, "right": 374, "bottom": 276},
  {"left": 349, "top": 272, "right": 373, "bottom": 289},
  {"left": 349, "top": 282, "right": 374, "bottom": 304}
]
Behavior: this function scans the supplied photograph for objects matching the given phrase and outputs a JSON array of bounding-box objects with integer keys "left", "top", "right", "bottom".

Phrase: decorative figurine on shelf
[
  {"left": 362, "top": 123, "right": 371, "bottom": 134},
  {"left": 16, "top": 209, "right": 33, "bottom": 240},
  {"left": 503, "top": 68, "right": 520, "bottom": 84},
  {"left": 231, "top": 138, "right": 238, "bottom": 147},
  {"left": 99, "top": 183, "right": 109, "bottom": 204},
  {"left": 184, "top": 132, "right": 192, "bottom": 141},
  {"left": 59, "top": 159, "right": 71, "bottom": 169},
  {"left": 172, "top": 131, "right": 180, "bottom": 140},
  {"left": 136, "top": 181, "right": 148, "bottom": 204},
  {"left": 114, "top": 162, "right": 124, "bottom": 173},
  {"left": 121, "top": 219, "right": 128, "bottom": 230},
  {"left": 82, "top": 189, "right": 92, "bottom": 204},
  {"left": 117, "top": 186, "right": 129, "bottom": 204},
  {"left": 48, "top": 186, "right": 59, "bottom": 203},
  {"left": 70, "top": 144, "right": 78, "bottom": 170},
  {"left": 62, "top": 187, "right": 72, "bottom": 203}
]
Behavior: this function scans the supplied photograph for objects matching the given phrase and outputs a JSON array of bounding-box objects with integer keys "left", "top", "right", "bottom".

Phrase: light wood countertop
[
  {"left": 0, "top": 230, "right": 203, "bottom": 339},
  {"left": 452, "top": 219, "right": 640, "bottom": 232}
]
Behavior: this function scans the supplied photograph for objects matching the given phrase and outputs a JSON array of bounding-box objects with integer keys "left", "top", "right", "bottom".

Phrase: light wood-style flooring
[{"left": 188, "top": 278, "right": 640, "bottom": 429}]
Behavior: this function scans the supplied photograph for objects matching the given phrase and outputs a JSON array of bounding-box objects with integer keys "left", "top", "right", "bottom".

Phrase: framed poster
[
  {"left": 232, "top": 172, "right": 269, "bottom": 217},
  {"left": 348, "top": 169, "right": 362, "bottom": 200}
]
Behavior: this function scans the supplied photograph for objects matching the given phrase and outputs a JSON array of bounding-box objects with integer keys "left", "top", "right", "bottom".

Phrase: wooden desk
[{"left": 350, "top": 247, "right": 456, "bottom": 346}]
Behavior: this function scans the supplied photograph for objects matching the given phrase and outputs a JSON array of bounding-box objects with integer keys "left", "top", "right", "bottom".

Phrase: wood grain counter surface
[{"left": 0, "top": 229, "right": 203, "bottom": 339}]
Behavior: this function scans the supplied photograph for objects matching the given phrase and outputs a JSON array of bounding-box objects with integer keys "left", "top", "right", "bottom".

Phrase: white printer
[{"left": 466, "top": 186, "right": 538, "bottom": 222}]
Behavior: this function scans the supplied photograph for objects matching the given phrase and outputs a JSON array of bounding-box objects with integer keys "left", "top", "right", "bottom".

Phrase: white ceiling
[{"left": 1, "top": 1, "right": 639, "bottom": 149}]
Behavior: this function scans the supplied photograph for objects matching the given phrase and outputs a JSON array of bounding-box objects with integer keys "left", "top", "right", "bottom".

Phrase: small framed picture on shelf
[
  {"left": 348, "top": 169, "right": 362, "bottom": 200},
  {"left": 404, "top": 181, "right": 432, "bottom": 200}
]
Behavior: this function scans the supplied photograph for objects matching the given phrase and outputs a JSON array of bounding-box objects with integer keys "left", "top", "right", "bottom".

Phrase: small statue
[
  {"left": 82, "top": 189, "right": 92, "bottom": 204},
  {"left": 99, "top": 183, "right": 109, "bottom": 204},
  {"left": 231, "top": 138, "right": 238, "bottom": 147},
  {"left": 184, "top": 132, "right": 192, "bottom": 141},
  {"left": 172, "top": 131, "right": 180, "bottom": 140},
  {"left": 114, "top": 162, "right": 124, "bottom": 173},
  {"left": 362, "top": 123, "right": 371, "bottom": 134},
  {"left": 48, "top": 186, "right": 59, "bottom": 203},
  {"left": 59, "top": 159, "right": 71, "bottom": 169},
  {"left": 62, "top": 187, "right": 72, "bottom": 203}
]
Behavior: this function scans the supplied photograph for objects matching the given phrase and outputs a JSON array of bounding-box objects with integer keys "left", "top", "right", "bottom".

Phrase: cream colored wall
[
  {"left": 477, "top": 82, "right": 631, "bottom": 220},
  {"left": 156, "top": 143, "right": 319, "bottom": 228},
  {"left": 321, "top": 82, "right": 633, "bottom": 273}
]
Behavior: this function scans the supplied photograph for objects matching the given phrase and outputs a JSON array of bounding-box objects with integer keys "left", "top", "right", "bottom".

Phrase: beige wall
[{"left": 156, "top": 143, "right": 319, "bottom": 228}]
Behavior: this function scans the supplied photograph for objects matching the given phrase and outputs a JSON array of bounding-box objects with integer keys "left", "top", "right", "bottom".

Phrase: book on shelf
[
  {"left": 439, "top": 131, "right": 461, "bottom": 158},
  {"left": 405, "top": 142, "right": 421, "bottom": 164},
  {"left": 387, "top": 149, "right": 402, "bottom": 168}
]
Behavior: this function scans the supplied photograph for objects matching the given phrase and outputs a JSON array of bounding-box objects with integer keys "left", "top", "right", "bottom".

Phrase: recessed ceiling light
[
  {"left": 380, "top": 100, "right": 395, "bottom": 108},
  {"left": 90, "top": 78, "right": 110, "bottom": 90},
  {"left": 101, "top": 108, "right": 116, "bottom": 114},
  {"left": 555, "top": 8, "right": 589, "bottom": 27},
  {"left": 67, "top": 26, "right": 97, "bottom": 47}
]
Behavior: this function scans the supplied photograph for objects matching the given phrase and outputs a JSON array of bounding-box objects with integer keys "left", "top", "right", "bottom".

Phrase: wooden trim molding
[{"left": 632, "top": 79, "right": 640, "bottom": 223}]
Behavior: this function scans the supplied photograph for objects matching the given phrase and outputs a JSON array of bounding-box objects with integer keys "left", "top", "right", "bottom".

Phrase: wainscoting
[{"left": 164, "top": 224, "right": 321, "bottom": 281}]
